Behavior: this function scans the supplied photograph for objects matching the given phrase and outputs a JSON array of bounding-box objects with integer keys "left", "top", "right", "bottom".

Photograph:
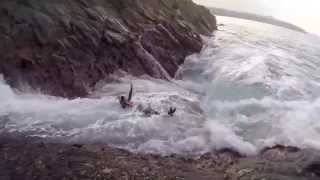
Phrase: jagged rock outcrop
[{"left": 0, "top": 0, "right": 217, "bottom": 97}]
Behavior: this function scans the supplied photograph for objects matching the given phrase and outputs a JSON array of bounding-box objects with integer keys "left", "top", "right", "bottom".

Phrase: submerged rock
[{"left": 0, "top": 0, "right": 217, "bottom": 98}]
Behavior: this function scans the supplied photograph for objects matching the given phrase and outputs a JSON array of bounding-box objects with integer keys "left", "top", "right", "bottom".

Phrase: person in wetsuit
[
  {"left": 118, "top": 83, "right": 177, "bottom": 117},
  {"left": 119, "top": 83, "right": 134, "bottom": 109},
  {"left": 168, "top": 107, "right": 176, "bottom": 117}
]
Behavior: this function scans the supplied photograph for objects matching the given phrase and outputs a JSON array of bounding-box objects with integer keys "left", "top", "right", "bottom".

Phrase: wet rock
[
  {"left": 2, "top": 140, "right": 320, "bottom": 180},
  {"left": 37, "top": 142, "right": 46, "bottom": 148},
  {"left": 6, "top": 134, "right": 320, "bottom": 180},
  {"left": 0, "top": 141, "right": 226, "bottom": 180},
  {"left": 303, "top": 160, "right": 320, "bottom": 177},
  {"left": 0, "top": 0, "right": 217, "bottom": 98},
  {"left": 226, "top": 146, "right": 320, "bottom": 180},
  {"left": 72, "top": 144, "right": 83, "bottom": 149}
]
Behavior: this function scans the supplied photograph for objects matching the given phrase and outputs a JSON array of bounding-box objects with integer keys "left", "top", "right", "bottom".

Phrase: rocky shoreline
[
  {"left": 0, "top": 0, "right": 216, "bottom": 98},
  {"left": 1, "top": 133, "right": 320, "bottom": 180},
  {"left": 1, "top": 1, "right": 320, "bottom": 180}
]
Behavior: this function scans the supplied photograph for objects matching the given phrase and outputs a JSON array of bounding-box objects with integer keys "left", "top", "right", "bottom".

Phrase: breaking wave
[{"left": 1, "top": 17, "right": 320, "bottom": 155}]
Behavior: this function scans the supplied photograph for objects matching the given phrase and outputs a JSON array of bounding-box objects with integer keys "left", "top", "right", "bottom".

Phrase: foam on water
[
  {"left": 0, "top": 73, "right": 255, "bottom": 155},
  {"left": 178, "top": 16, "right": 320, "bottom": 152},
  {"left": 2, "top": 17, "right": 320, "bottom": 155}
]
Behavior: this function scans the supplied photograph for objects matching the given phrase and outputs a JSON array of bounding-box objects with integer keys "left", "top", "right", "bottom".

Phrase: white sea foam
[{"left": 1, "top": 17, "right": 320, "bottom": 155}]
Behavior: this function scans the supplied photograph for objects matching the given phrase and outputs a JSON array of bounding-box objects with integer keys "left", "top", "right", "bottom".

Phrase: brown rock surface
[
  {"left": 1, "top": 137, "right": 320, "bottom": 180},
  {"left": 0, "top": 0, "right": 217, "bottom": 97}
]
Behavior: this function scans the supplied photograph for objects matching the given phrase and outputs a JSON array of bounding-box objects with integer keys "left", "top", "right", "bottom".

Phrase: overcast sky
[{"left": 193, "top": 0, "right": 320, "bottom": 35}]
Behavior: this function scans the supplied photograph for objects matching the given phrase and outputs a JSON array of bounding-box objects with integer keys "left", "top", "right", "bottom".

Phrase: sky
[{"left": 193, "top": 0, "right": 320, "bottom": 35}]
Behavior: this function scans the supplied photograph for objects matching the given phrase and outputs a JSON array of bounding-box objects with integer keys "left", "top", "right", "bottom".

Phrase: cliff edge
[{"left": 0, "top": 0, "right": 216, "bottom": 97}]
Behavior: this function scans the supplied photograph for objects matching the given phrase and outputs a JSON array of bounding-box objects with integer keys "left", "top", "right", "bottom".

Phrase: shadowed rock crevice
[{"left": 0, "top": 0, "right": 217, "bottom": 97}]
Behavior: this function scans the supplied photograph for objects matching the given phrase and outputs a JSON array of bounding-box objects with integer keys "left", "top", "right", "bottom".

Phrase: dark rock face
[{"left": 0, "top": 0, "right": 217, "bottom": 97}]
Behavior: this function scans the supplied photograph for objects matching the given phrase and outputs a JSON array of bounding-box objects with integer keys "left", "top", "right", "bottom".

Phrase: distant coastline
[{"left": 209, "top": 7, "right": 306, "bottom": 33}]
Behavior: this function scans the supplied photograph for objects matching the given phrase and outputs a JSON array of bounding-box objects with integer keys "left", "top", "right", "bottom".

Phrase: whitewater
[{"left": 1, "top": 17, "right": 320, "bottom": 156}]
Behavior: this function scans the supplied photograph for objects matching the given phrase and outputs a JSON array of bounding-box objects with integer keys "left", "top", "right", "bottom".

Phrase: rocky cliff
[{"left": 0, "top": 0, "right": 217, "bottom": 97}]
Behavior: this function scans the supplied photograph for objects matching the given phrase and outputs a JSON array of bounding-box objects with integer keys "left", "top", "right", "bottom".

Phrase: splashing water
[
  {"left": 1, "top": 17, "right": 320, "bottom": 155},
  {"left": 178, "top": 17, "right": 320, "bottom": 152}
]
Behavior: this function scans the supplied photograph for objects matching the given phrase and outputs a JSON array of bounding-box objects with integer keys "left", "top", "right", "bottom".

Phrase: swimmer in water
[
  {"left": 168, "top": 107, "right": 176, "bottom": 117},
  {"left": 119, "top": 83, "right": 134, "bottom": 109}
]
